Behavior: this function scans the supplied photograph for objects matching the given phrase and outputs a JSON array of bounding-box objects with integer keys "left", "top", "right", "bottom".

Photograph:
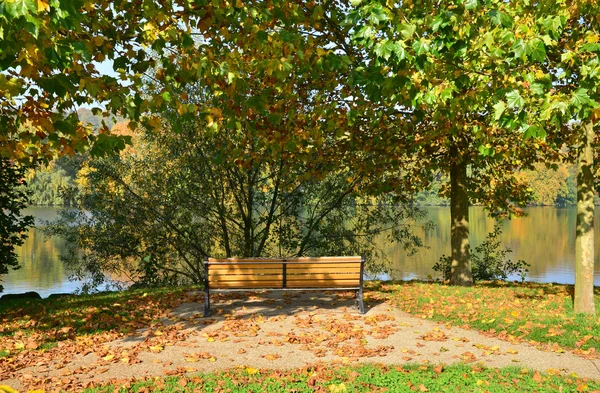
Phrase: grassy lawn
[
  {"left": 368, "top": 281, "right": 600, "bottom": 354},
  {"left": 81, "top": 364, "right": 596, "bottom": 393},
  {"left": 0, "top": 287, "right": 200, "bottom": 356}
]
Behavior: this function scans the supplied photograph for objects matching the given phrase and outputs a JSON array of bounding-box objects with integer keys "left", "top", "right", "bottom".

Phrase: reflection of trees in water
[
  {"left": 383, "top": 207, "right": 599, "bottom": 284},
  {"left": 9, "top": 207, "right": 600, "bottom": 289},
  {"left": 10, "top": 227, "right": 68, "bottom": 289}
]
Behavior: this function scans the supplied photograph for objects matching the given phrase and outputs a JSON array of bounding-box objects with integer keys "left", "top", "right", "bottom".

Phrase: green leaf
[
  {"left": 399, "top": 23, "right": 416, "bottom": 40},
  {"left": 393, "top": 43, "right": 406, "bottom": 60},
  {"left": 3, "top": 0, "right": 36, "bottom": 18},
  {"left": 570, "top": 88, "right": 594, "bottom": 108},
  {"left": 478, "top": 144, "right": 493, "bottom": 156},
  {"left": 374, "top": 39, "right": 395, "bottom": 60},
  {"left": 412, "top": 40, "right": 429, "bottom": 56},
  {"left": 512, "top": 39, "right": 526, "bottom": 58},
  {"left": 366, "top": 4, "right": 388, "bottom": 24},
  {"left": 350, "top": 0, "right": 362, "bottom": 6},
  {"left": 506, "top": 90, "right": 524, "bottom": 109},
  {"left": 522, "top": 125, "right": 545, "bottom": 140},
  {"left": 493, "top": 101, "right": 506, "bottom": 121},
  {"left": 580, "top": 43, "right": 600, "bottom": 53},
  {"left": 526, "top": 39, "right": 546, "bottom": 62},
  {"left": 465, "top": 0, "right": 478, "bottom": 10}
]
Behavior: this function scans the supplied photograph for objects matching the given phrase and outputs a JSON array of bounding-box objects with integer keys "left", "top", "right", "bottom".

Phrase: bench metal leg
[
  {"left": 357, "top": 289, "right": 365, "bottom": 314},
  {"left": 204, "top": 288, "right": 210, "bottom": 317}
]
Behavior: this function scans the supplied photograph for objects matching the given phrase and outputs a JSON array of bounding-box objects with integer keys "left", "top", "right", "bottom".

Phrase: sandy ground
[{"left": 3, "top": 290, "right": 600, "bottom": 391}]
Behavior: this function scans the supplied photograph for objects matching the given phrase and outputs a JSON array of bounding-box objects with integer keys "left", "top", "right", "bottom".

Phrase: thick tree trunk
[
  {"left": 574, "top": 121, "right": 595, "bottom": 315},
  {"left": 449, "top": 151, "right": 473, "bottom": 286}
]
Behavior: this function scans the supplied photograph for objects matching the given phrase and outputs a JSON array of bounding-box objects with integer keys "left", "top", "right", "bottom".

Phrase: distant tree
[
  {"left": 0, "top": 160, "right": 34, "bottom": 293},
  {"left": 516, "top": 163, "right": 571, "bottom": 206}
]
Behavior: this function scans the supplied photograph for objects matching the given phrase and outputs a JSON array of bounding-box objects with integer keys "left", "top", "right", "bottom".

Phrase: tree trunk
[
  {"left": 574, "top": 121, "right": 595, "bottom": 315},
  {"left": 449, "top": 150, "right": 473, "bottom": 286}
]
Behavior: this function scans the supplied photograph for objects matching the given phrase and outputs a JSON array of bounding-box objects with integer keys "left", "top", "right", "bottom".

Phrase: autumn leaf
[
  {"left": 263, "top": 354, "right": 281, "bottom": 360},
  {"left": 246, "top": 367, "right": 259, "bottom": 375}
]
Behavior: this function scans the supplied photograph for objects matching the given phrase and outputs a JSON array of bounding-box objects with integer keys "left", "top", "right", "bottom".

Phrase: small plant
[{"left": 433, "top": 223, "right": 529, "bottom": 282}]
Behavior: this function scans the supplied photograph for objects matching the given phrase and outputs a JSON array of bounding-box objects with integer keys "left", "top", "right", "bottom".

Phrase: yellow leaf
[
  {"left": 14, "top": 342, "right": 24, "bottom": 350},
  {"left": 185, "top": 357, "right": 198, "bottom": 362},
  {"left": 0, "top": 386, "right": 20, "bottom": 393},
  {"left": 208, "top": 357, "right": 216, "bottom": 362},
  {"left": 586, "top": 34, "right": 599, "bottom": 44},
  {"left": 37, "top": 0, "right": 49, "bottom": 12},
  {"left": 207, "top": 337, "right": 214, "bottom": 342},
  {"left": 149, "top": 345, "right": 163, "bottom": 353},
  {"left": 328, "top": 383, "right": 347, "bottom": 393},
  {"left": 102, "top": 354, "right": 115, "bottom": 361},
  {"left": 246, "top": 367, "right": 259, "bottom": 375}
]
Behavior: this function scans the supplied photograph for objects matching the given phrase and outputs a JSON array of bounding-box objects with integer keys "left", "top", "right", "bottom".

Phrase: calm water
[{"left": 3, "top": 206, "right": 600, "bottom": 297}]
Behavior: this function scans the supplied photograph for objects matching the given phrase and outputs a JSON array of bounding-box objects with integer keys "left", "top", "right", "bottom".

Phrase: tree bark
[
  {"left": 574, "top": 121, "right": 596, "bottom": 315},
  {"left": 449, "top": 148, "right": 473, "bottom": 286}
]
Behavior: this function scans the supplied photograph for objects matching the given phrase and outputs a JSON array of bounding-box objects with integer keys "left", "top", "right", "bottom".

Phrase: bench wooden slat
[
  {"left": 208, "top": 256, "right": 361, "bottom": 262},
  {"left": 284, "top": 267, "right": 359, "bottom": 274},
  {"left": 211, "top": 281, "right": 283, "bottom": 288},
  {"left": 210, "top": 274, "right": 283, "bottom": 282},
  {"left": 208, "top": 263, "right": 284, "bottom": 269},
  {"left": 287, "top": 280, "right": 360, "bottom": 288},
  {"left": 286, "top": 263, "right": 361, "bottom": 270},
  {"left": 292, "top": 256, "right": 362, "bottom": 262},
  {"left": 285, "top": 273, "right": 360, "bottom": 279}
]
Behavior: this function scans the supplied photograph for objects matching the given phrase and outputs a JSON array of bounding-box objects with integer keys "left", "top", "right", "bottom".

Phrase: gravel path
[{"left": 4, "top": 291, "right": 600, "bottom": 391}]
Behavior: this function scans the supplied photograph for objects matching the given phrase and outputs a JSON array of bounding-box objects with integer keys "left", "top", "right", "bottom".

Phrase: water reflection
[
  {"left": 3, "top": 207, "right": 80, "bottom": 297},
  {"left": 4, "top": 206, "right": 600, "bottom": 297},
  {"left": 385, "top": 206, "right": 600, "bottom": 285}
]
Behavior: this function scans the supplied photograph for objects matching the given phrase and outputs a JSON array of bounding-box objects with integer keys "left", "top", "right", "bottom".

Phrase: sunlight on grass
[{"left": 369, "top": 281, "right": 600, "bottom": 354}]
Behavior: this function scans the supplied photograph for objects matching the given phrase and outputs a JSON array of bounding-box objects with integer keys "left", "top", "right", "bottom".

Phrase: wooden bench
[{"left": 203, "top": 256, "right": 365, "bottom": 316}]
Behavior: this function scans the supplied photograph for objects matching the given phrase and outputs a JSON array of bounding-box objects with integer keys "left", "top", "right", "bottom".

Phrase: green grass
[
  {"left": 82, "top": 364, "right": 597, "bottom": 393},
  {"left": 369, "top": 281, "right": 600, "bottom": 353},
  {"left": 0, "top": 286, "right": 201, "bottom": 351}
]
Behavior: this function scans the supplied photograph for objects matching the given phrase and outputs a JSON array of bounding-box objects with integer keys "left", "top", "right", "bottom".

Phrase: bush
[{"left": 433, "top": 223, "right": 529, "bottom": 282}]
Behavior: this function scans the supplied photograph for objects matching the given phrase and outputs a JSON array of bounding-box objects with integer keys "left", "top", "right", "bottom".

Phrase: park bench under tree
[{"left": 203, "top": 256, "right": 365, "bottom": 316}]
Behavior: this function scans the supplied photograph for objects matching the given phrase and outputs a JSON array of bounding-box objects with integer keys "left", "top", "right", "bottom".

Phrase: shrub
[{"left": 433, "top": 223, "right": 529, "bottom": 282}]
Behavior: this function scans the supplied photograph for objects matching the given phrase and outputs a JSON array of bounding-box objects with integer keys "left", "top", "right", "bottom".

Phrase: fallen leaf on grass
[
  {"left": 328, "top": 383, "right": 347, "bottom": 392},
  {"left": 246, "top": 367, "right": 259, "bottom": 375}
]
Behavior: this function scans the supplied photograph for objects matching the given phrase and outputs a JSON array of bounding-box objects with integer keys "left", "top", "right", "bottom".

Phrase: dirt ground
[{"left": 3, "top": 290, "right": 600, "bottom": 391}]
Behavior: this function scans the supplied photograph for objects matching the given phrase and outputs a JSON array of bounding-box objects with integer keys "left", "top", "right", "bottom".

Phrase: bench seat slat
[
  {"left": 208, "top": 264, "right": 283, "bottom": 270},
  {"left": 209, "top": 269, "right": 282, "bottom": 276},
  {"left": 210, "top": 274, "right": 283, "bottom": 282},
  {"left": 211, "top": 281, "right": 283, "bottom": 288},
  {"left": 287, "top": 263, "right": 361, "bottom": 270},
  {"left": 208, "top": 257, "right": 361, "bottom": 262},
  {"left": 287, "top": 281, "right": 360, "bottom": 288},
  {"left": 285, "top": 273, "right": 361, "bottom": 280}
]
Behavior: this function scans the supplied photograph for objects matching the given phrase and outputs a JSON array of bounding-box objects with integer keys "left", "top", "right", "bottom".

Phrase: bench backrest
[{"left": 205, "top": 256, "right": 364, "bottom": 290}]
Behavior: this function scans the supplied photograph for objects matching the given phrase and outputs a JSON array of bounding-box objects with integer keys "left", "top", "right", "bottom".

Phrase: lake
[{"left": 3, "top": 206, "right": 600, "bottom": 297}]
